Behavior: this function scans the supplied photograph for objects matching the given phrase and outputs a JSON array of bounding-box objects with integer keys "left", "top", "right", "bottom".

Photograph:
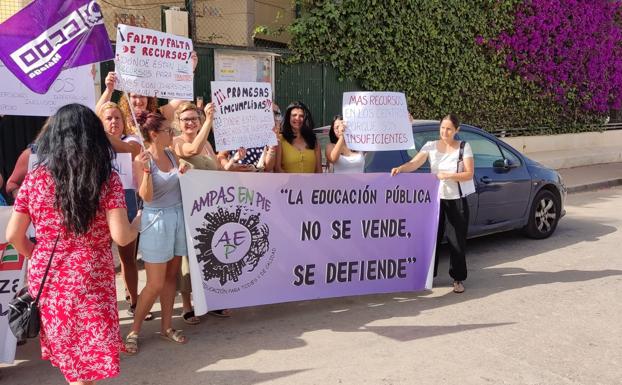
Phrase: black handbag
[{"left": 8, "top": 234, "right": 59, "bottom": 340}]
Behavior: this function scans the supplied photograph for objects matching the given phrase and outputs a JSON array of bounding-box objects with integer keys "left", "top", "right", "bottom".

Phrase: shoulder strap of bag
[
  {"left": 33, "top": 234, "right": 60, "bottom": 306},
  {"left": 456, "top": 141, "right": 466, "bottom": 197}
]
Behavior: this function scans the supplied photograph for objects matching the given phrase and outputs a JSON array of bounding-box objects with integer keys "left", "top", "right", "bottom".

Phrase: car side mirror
[{"left": 493, "top": 158, "right": 516, "bottom": 169}]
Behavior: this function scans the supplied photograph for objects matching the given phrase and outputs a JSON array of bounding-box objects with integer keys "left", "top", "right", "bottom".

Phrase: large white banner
[
  {"left": 0, "top": 207, "right": 27, "bottom": 364},
  {"left": 342, "top": 92, "right": 414, "bottom": 151},
  {"left": 115, "top": 24, "right": 194, "bottom": 100},
  {"left": 211, "top": 81, "right": 276, "bottom": 152},
  {"left": 0, "top": 62, "right": 95, "bottom": 116}
]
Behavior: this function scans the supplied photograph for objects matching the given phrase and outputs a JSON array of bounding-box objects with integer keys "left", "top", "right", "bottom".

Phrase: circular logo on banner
[{"left": 194, "top": 206, "right": 272, "bottom": 288}]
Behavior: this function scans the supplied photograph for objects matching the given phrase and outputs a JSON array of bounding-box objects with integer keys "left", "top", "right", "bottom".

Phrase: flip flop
[
  {"left": 207, "top": 309, "right": 232, "bottom": 318},
  {"left": 182, "top": 310, "right": 200, "bottom": 325},
  {"left": 160, "top": 328, "right": 187, "bottom": 344}
]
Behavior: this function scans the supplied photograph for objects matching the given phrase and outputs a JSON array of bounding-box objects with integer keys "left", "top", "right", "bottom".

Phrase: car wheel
[{"left": 524, "top": 189, "right": 560, "bottom": 239}]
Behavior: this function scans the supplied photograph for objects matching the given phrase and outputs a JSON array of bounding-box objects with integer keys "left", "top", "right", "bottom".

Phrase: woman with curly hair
[
  {"left": 6, "top": 103, "right": 140, "bottom": 384},
  {"left": 275, "top": 101, "right": 322, "bottom": 173},
  {"left": 95, "top": 52, "right": 198, "bottom": 130}
]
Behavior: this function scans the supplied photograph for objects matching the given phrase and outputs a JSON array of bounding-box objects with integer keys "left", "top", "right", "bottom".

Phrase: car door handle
[{"left": 480, "top": 176, "right": 492, "bottom": 184}]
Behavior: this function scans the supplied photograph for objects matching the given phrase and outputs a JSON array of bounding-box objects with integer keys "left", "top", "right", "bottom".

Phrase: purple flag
[{"left": 0, "top": 0, "right": 113, "bottom": 94}]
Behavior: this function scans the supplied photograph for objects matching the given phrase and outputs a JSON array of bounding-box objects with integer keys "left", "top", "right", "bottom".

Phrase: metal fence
[{"left": 0, "top": 0, "right": 27, "bottom": 23}]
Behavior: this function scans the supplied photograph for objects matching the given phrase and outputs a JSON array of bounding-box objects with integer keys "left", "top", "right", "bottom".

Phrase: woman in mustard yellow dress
[{"left": 275, "top": 101, "right": 322, "bottom": 173}]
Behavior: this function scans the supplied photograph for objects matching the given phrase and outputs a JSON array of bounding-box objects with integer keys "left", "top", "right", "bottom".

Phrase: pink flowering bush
[{"left": 483, "top": 0, "right": 622, "bottom": 114}]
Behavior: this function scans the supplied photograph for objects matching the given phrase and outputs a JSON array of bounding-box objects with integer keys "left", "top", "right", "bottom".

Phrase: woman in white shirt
[
  {"left": 326, "top": 115, "right": 365, "bottom": 173},
  {"left": 391, "top": 114, "right": 475, "bottom": 293}
]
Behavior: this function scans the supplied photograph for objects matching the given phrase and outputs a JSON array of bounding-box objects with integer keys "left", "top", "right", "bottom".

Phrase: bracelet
[{"left": 143, "top": 169, "right": 151, "bottom": 174}]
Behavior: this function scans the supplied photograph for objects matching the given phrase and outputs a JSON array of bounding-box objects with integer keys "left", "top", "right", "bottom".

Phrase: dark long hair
[
  {"left": 282, "top": 101, "right": 317, "bottom": 149},
  {"left": 328, "top": 114, "right": 343, "bottom": 144},
  {"left": 36, "top": 104, "right": 115, "bottom": 235}
]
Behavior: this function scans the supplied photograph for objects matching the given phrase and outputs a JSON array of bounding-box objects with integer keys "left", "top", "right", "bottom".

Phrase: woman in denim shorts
[{"left": 125, "top": 112, "right": 189, "bottom": 354}]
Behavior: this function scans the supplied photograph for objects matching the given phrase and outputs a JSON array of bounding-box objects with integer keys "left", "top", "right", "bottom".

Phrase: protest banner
[
  {"left": 0, "top": 0, "right": 113, "bottom": 94},
  {"left": 28, "top": 153, "right": 134, "bottom": 189},
  {"left": 115, "top": 24, "right": 194, "bottom": 100},
  {"left": 180, "top": 171, "right": 439, "bottom": 313},
  {"left": 0, "top": 62, "right": 95, "bottom": 116},
  {"left": 0, "top": 207, "right": 27, "bottom": 364},
  {"left": 342, "top": 92, "right": 414, "bottom": 151},
  {"left": 210, "top": 81, "right": 276, "bottom": 152}
]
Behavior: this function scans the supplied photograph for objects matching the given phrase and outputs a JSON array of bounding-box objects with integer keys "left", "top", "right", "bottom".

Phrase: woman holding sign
[
  {"left": 96, "top": 72, "right": 185, "bottom": 130},
  {"left": 275, "top": 101, "right": 322, "bottom": 173},
  {"left": 97, "top": 101, "right": 154, "bottom": 321},
  {"left": 326, "top": 115, "right": 365, "bottom": 173},
  {"left": 217, "top": 102, "right": 282, "bottom": 172},
  {"left": 391, "top": 114, "right": 475, "bottom": 293},
  {"left": 125, "top": 111, "right": 190, "bottom": 354},
  {"left": 96, "top": 52, "right": 198, "bottom": 128},
  {"left": 172, "top": 101, "right": 221, "bottom": 171}
]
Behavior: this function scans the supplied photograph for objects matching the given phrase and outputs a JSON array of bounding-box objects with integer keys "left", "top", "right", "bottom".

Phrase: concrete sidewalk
[{"left": 557, "top": 162, "right": 622, "bottom": 193}]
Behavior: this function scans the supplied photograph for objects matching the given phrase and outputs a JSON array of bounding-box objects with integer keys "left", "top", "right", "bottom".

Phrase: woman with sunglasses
[
  {"left": 125, "top": 112, "right": 190, "bottom": 354},
  {"left": 172, "top": 102, "right": 222, "bottom": 171}
]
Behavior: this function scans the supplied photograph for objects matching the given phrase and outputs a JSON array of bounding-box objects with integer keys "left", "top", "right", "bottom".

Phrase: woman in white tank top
[
  {"left": 391, "top": 114, "right": 475, "bottom": 294},
  {"left": 325, "top": 115, "right": 365, "bottom": 173}
]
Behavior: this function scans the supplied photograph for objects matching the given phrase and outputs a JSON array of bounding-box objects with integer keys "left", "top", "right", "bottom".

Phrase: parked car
[{"left": 315, "top": 120, "right": 566, "bottom": 239}]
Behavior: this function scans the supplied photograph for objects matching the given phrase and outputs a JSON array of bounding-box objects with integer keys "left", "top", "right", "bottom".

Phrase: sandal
[
  {"left": 453, "top": 281, "right": 465, "bottom": 293},
  {"left": 182, "top": 310, "right": 200, "bottom": 325},
  {"left": 160, "top": 328, "right": 187, "bottom": 344},
  {"left": 207, "top": 309, "right": 232, "bottom": 318},
  {"left": 124, "top": 332, "right": 139, "bottom": 355},
  {"left": 128, "top": 304, "right": 154, "bottom": 321}
]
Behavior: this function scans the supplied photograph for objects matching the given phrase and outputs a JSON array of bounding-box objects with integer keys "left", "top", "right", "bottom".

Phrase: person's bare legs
[
  {"left": 160, "top": 256, "right": 182, "bottom": 333},
  {"left": 70, "top": 381, "right": 94, "bottom": 385},
  {"left": 118, "top": 240, "right": 138, "bottom": 305},
  {"left": 130, "top": 262, "right": 167, "bottom": 335},
  {"left": 181, "top": 290, "right": 192, "bottom": 314}
]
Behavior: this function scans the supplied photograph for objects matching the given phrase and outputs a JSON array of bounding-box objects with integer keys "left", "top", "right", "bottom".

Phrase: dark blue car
[{"left": 318, "top": 120, "right": 566, "bottom": 239}]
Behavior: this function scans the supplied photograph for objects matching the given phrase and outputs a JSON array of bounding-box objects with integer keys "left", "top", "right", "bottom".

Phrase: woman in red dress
[{"left": 6, "top": 104, "right": 141, "bottom": 385}]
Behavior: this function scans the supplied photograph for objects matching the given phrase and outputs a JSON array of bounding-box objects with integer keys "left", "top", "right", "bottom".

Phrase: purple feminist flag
[{"left": 0, "top": 0, "right": 113, "bottom": 94}]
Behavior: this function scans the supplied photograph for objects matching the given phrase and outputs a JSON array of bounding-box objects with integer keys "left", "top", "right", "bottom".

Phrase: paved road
[{"left": 3, "top": 187, "right": 622, "bottom": 385}]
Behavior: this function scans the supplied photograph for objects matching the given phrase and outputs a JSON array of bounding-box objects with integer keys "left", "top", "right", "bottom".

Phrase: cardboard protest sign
[
  {"left": 342, "top": 92, "right": 414, "bottom": 151},
  {"left": 0, "top": 207, "right": 27, "bottom": 364},
  {"left": 180, "top": 171, "right": 439, "bottom": 313},
  {"left": 115, "top": 24, "right": 193, "bottom": 100},
  {"left": 210, "top": 81, "right": 276, "bottom": 152},
  {"left": 0, "top": 62, "right": 95, "bottom": 116},
  {"left": 0, "top": 0, "right": 113, "bottom": 94}
]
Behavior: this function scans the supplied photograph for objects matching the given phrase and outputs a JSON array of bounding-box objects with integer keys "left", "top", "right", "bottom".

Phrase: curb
[{"left": 567, "top": 179, "right": 622, "bottom": 194}]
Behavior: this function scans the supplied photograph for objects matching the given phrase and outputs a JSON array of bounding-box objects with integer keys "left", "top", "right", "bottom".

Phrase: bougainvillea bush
[
  {"left": 484, "top": 0, "right": 622, "bottom": 114},
  {"left": 287, "top": 0, "right": 622, "bottom": 133}
]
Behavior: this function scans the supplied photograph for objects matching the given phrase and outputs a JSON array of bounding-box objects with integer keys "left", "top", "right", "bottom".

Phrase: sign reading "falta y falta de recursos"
[{"left": 180, "top": 171, "right": 440, "bottom": 313}]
